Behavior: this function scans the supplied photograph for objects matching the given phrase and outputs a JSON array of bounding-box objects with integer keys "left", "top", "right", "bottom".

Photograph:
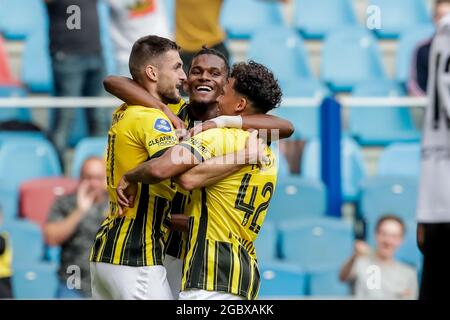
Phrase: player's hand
[
  {"left": 116, "top": 175, "right": 138, "bottom": 216},
  {"left": 188, "top": 120, "right": 217, "bottom": 137},
  {"left": 241, "top": 130, "right": 269, "bottom": 167},
  {"left": 169, "top": 214, "right": 189, "bottom": 233},
  {"left": 76, "top": 180, "right": 96, "bottom": 215},
  {"left": 354, "top": 240, "right": 371, "bottom": 257}
]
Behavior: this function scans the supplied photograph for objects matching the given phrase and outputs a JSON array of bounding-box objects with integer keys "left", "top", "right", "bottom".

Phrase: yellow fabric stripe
[
  {"left": 206, "top": 240, "right": 215, "bottom": 291},
  {"left": 230, "top": 245, "right": 241, "bottom": 296},
  {"left": 112, "top": 218, "right": 131, "bottom": 264}
]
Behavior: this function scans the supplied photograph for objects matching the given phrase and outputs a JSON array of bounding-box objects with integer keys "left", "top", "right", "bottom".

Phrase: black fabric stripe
[
  {"left": 186, "top": 188, "right": 208, "bottom": 288},
  {"left": 214, "top": 241, "right": 233, "bottom": 292},
  {"left": 150, "top": 196, "right": 168, "bottom": 265},
  {"left": 109, "top": 217, "right": 125, "bottom": 263},
  {"left": 179, "top": 143, "right": 205, "bottom": 162},
  {"left": 202, "top": 240, "right": 209, "bottom": 289},
  {"left": 238, "top": 246, "right": 251, "bottom": 298},
  {"left": 122, "top": 183, "right": 149, "bottom": 266},
  {"left": 100, "top": 217, "right": 123, "bottom": 262},
  {"left": 250, "top": 262, "right": 261, "bottom": 300},
  {"left": 213, "top": 241, "right": 219, "bottom": 291},
  {"left": 119, "top": 218, "right": 134, "bottom": 264},
  {"left": 165, "top": 230, "right": 183, "bottom": 258},
  {"left": 434, "top": 53, "right": 441, "bottom": 129}
]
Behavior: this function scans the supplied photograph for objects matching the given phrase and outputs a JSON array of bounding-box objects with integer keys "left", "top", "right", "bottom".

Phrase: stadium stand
[
  {"left": 377, "top": 142, "right": 421, "bottom": 177},
  {"left": 71, "top": 137, "right": 107, "bottom": 177},
  {"left": 0, "top": 36, "right": 19, "bottom": 85},
  {"left": 258, "top": 261, "right": 307, "bottom": 297},
  {"left": 254, "top": 221, "right": 279, "bottom": 262},
  {"left": 11, "top": 262, "right": 59, "bottom": 299},
  {"left": 0, "top": 86, "right": 31, "bottom": 122}
]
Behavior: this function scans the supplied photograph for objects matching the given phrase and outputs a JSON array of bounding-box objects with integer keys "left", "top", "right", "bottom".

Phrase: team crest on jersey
[{"left": 154, "top": 118, "right": 172, "bottom": 133}]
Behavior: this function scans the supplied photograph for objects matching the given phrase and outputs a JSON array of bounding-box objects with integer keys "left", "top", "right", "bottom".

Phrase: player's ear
[
  {"left": 235, "top": 97, "right": 247, "bottom": 113},
  {"left": 145, "top": 64, "right": 158, "bottom": 82}
]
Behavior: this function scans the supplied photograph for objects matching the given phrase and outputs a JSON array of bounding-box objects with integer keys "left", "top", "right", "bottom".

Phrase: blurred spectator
[
  {"left": 339, "top": 215, "right": 418, "bottom": 300},
  {"left": 408, "top": 0, "right": 450, "bottom": 96},
  {"left": 417, "top": 12, "right": 450, "bottom": 300},
  {"left": 109, "top": 0, "right": 172, "bottom": 76},
  {"left": 43, "top": 157, "right": 107, "bottom": 298},
  {"left": 45, "top": 0, "right": 108, "bottom": 154},
  {"left": 0, "top": 209, "right": 13, "bottom": 299}
]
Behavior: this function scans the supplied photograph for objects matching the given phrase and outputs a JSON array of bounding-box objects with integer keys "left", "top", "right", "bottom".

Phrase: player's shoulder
[{"left": 167, "top": 99, "right": 188, "bottom": 114}]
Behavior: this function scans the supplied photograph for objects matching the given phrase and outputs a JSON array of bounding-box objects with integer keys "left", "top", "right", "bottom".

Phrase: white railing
[{"left": 0, "top": 96, "right": 429, "bottom": 108}]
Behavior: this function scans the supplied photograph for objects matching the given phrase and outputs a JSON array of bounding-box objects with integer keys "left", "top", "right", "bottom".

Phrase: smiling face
[
  {"left": 375, "top": 219, "right": 404, "bottom": 260},
  {"left": 186, "top": 54, "right": 228, "bottom": 105},
  {"left": 155, "top": 50, "right": 187, "bottom": 104},
  {"left": 216, "top": 77, "right": 243, "bottom": 116}
]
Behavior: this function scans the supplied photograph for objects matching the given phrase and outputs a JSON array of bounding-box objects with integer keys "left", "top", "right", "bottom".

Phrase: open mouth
[{"left": 195, "top": 85, "right": 213, "bottom": 93}]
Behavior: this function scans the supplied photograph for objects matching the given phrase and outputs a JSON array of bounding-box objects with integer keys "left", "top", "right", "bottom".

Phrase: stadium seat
[
  {"left": 71, "top": 137, "right": 107, "bottom": 177},
  {"left": 221, "top": 0, "right": 285, "bottom": 39},
  {"left": 309, "top": 268, "right": 351, "bottom": 297},
  {"left": 258, "top": 261, "right": 307, "bottom": 298},
  {"left": 254, "top": 221, "right": 278, "bottom": 263},
  {"left": 396, "top": 24, "right": 435, "bottom": 86},
  {"left": 19, "top": 177, "right": 78, "bottom": 228},
  {"left": 377, "top": 143, "right": 421, "bottom": 177},
  {"left": 271, "top": 77, "right": 328, "bottom": 140},
  {"left": 247, "top": 26, "right": 314, "bottom": 86},
  {"left": 301, "top": 136, "right": 367, "bottom": 202},
  {"left": 0, "top": 0, "right": 48, "bottom": 40},
  {"left": 360, "top": 176, "right": 418, "bottom": 227},
  {"left": 2, "top": 219, "right": 44, "bottom": 263},
  {"left": 22, "top": 31, "right": 53, "bottom": 93},
  {"left": 12, "top": 262, "right": 59, "bottom": 299},
  {"left": 0, "top": 36, "right": 19, "bottom": 85},
  {"left": 0, "top": 138, "right": 61, "bottom": 219},
  {"left": 369, "top": 0, "right": 432, "bottom": 39},
  {"left": 0, "top": 131, "right": 46, "bottom": 147},
  {"left": 279, "top": 218, "right": 354, "bottom": 271},
  {"left": 165, "top": 0, "right": 175, "bottom": 32},
  {"left": 98, "top": 0, "right": 117, "bottom": 75},
  {"left": 349, "top": 80, "right": 420, "bottom": 146},
  {"left": 0, "top": 86, "right": 32, "bottom": 122},
  {"left": 268, "top": 177, "right": 327, "bottom": 224},
  {"left": 321, "top": 27, "right": 386, "bottom": 92},
  {"left": 293, "top": 0, "right": 359, "bottom": 39}
]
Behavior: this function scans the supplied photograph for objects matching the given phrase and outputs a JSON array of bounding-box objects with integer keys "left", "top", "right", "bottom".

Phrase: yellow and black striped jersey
[
  {"left": 178, "top": 128, "right": 278, "bottom": 300},
  {"left": 0, "top": 232, "right": 12, "bottom": 278},
  {"left": 90, "top": 104, "right": 178, "bottom": 267},
  {"left": 164, "top": 100, "right": 194, "bottom": 260}
]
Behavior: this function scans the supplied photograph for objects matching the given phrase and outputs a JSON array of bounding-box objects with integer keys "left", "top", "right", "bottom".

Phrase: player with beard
[{"left": 102, "top": 47, "right": 293, "bottom": 298}]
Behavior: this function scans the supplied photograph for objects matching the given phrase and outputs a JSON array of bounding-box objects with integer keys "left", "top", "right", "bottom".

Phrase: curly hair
[{"left": 230, "top": 61, "right": 282, "bottom": 113}]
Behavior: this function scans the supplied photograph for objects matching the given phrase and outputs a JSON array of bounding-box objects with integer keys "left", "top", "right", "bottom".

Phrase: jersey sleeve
[
  {"left": 135, "top": 110, "right": 179, "bottom": 159},
  {"left": 179, "top": 128, "right": 248, "bottom": 162}
]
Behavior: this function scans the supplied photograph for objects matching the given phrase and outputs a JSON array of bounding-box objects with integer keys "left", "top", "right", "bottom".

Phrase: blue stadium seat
[
  {"left": 254, "top": 221, "right": 278, "bottom": 263},
  {"left": 22, "top": 32, "right": 53, "bottom": 93},
  {"left": 0, "top": 86, "right": 31, "bottom": 122},
  {"left": 369, "top": 0, "right": 432, "bottom": 39},
  {"left": 360, "top": 176, "right": 418, "bottom": 227},
  {"left": 71, "top": 137, "right": 107, "bottom": 177},
  {"left": 12, "top": 262, "right": 59, "bottom": 299},
  {"left": 396, "top": 24, "right": 435, "bottom": 86},
  {"left": 0, "top": 131, "right": 46, "bottom": 147},
  {"left": 293, "top": 0, "right": 359, "bottom": 39},
  {"left": 165, "top": 0, "right": 175, "bottom": 32},
  {"left": 247, "top": 26, "right": 314, "bottom": 86},
  {"left": 98, "top": 1, "right": 117, "bottom": 75},
  {"left": 309, "top": 268, "right": 351, "bottom": 297},
  {"left": 321, "top": 27, "right": 386, "bottom": 92},
  {"left": 268, "top": 177, "right": 327, "bottom": 223},
  {"left": 349, "top": 80, "right": 420, "bottom": 146},
  {"left": 0, "top": 0, "right": 48, "bottom": 40},
  {"left": 221, "top": 0, "right": 285, "bottom": 39},
  {"left": 377, "top": 143, "right": 421, "bottom": 177},
  {"left": 301, "top": 136, "right": 367, "bottom": 202},
  {"left": 258, "top": 261, "right": 307, "bottom": 298},
  {"left": 2, "top": 219, "right": 44, "bottom": 263},
  {"left": 272, "top": 77, "right": 329, "bottom": 140},
  {"left": 279, "top": 218, "right": 354, "bottom": 271},
  {"left": 0, "top": 138, "right": 61, "bottom": 219}
]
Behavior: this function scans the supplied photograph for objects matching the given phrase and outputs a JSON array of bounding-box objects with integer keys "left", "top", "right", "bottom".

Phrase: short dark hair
[
  {"left": 375, "top": 214, "right": 405, "bottom": 235},
  {"left": 230, "top": 60, "right": 282, "bottom": 114},
  {"left": 190, "top": 46, "right": 230, "bottom": 75},
  {"left": 437, "top": 0, "right": 450, "bottom": 6},
  {"left": 129, "top": 35, "right": 179, "bottom": 82}
]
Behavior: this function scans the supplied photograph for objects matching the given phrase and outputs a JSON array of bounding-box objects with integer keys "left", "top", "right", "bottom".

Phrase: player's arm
[
  {"left": 174, "top": 131, "right": 267, "bottom": 190},
  {"left": 189, "top": 114, "right": 294, "bottom": 140},
  {"left": 103, "top": 75, "right": 185, "bottom": 130}
]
